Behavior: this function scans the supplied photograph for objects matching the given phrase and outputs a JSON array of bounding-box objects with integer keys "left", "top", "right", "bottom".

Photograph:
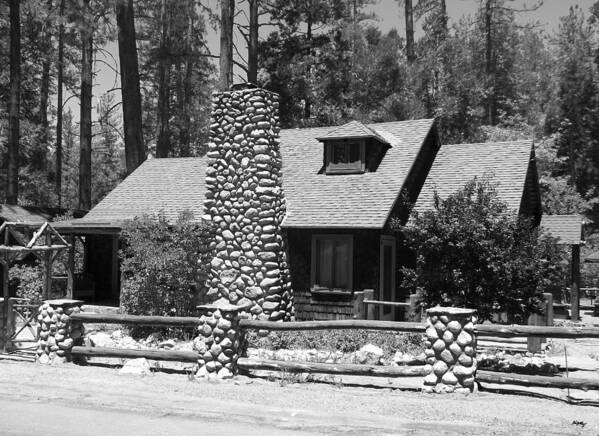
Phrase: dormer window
[
  {"left": 316, "top": 121, "right": 391, "bottom": 176},
  {"left": 326, "top": 140, "right": 365, "bottom": 174}
]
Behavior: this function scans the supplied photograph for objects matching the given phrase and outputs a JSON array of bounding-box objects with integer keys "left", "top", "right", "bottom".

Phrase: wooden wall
[{"left": 286, "top": 228, "right": 380, "bottom": 320}]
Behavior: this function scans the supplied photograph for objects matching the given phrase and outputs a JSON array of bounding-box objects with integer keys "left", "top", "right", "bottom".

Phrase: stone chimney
[{"left": 203, "top": 85, "right": 293, "bottom": 321}]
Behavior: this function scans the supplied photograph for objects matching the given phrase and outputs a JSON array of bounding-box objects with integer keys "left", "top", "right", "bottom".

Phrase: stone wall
[{"left": 203, "top": 85, "right": 293, "bottom": 321}]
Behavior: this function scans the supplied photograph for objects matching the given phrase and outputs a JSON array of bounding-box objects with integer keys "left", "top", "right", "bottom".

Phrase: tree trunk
[
  {"left": 116, "top": 0, "right": 146, "bottom": 173},
  {"left": 219, "top": 0, "right": 233, "bottom": 90},
  {"left": 304, "top": 7, "right": 312, "bottom": 120},
  {"left": 7, "top": 0, "right": 21, "bottom": 205},
  {"left": 439, "top": 0, "right": 448, "bottom": 37},
  {"left": 56, "top": 0, "right": 65, "bottom": 206},
  {"left": 155, "top": 0, "right": 171, "bottom": 158},
  {"left": 79, "top": 5, "right": 93, "bottom": 211},
  {"left": 179, "top": 0, "right": 194, "bottom": 156},
  {"left": 484, "top": 0, "right": 495, "bottom": 125},
  {"left": 405, "top": 0, "right": 415, "bottom": 62},
  {"left": 38, "top": 0, "right": 51, "bottom": 173},
  {"left": 248, "top": 0, "right": 258, "bottom": 84}
]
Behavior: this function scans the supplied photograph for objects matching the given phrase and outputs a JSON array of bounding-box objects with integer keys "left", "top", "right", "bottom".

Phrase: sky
[{"left": 88, "top": 0, "right": 596, "bottom": 121}]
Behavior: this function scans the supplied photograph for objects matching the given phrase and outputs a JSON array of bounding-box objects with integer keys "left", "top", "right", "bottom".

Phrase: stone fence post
[
  {"left": 195, "top": 301, "right": 245, "bottom": 379},
  {"left": 422, "top": 307, "right": 477, "bottom": 394},
  {"left": 36, "top": 299, "right": 84, "bottom": 364}
]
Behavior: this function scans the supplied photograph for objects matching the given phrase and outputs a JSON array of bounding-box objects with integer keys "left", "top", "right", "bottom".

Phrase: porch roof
[{"left": 540, "top": 214, "right": 584, "bottom": 245}]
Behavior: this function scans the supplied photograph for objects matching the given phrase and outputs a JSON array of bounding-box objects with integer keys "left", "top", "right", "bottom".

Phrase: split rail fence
[{"left": 61, "top": 310, "right": 599, "bottom": 391}]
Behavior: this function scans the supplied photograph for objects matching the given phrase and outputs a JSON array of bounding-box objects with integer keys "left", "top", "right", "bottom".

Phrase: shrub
[
  {"left": 119, "top": 212, "right": 212, "bottom": 319},
  {"left": 9, "top": 262, "right": 44, "bottom": 305},
  {"left": 397, "top": 178, "right": 568, "bottom": 322}
]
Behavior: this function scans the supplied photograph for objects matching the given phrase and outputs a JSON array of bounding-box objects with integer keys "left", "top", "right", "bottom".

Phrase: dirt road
[{"left": 0, "top": 361, "right": 598, "bottom": 435}]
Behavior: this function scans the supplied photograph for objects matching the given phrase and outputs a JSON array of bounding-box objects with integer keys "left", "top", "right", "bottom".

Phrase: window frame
[
  {"left": 325, "top": 140, "right": 366, "bottom": 174},
  {"left": 310, "top": 234, "right": 354, "bottom": 292}
]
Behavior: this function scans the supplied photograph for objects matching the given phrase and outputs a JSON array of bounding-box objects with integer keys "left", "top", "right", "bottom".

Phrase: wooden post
[
  {"left": 542, "top": 292, "right": 553, "bottom": 327},
  {"left": 66, "top": 234, "right": 75, "bottom": 299},
  {"left": 352, "top": 290, "right": 365, "bottom": 319},
  {"left": 571, "top": 244, "right": 580, "bottom": 321},
  {"left": 527, "top": 312, "right": 543, "bottom": 353},
  {"left": 43, "top": 232, "right": 52, "bottom": 300},
  {"left": 362, "top": 289, "right": 375, "bottom": 320},
  {"left": 408, "top": 294, "right": 419, "bottom": 322},
  {"left": 1, "top": 258, "right": 8, "bottom": 353}
]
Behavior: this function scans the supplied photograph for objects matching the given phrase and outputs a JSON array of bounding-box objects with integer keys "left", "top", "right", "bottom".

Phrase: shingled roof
[
  {"left": 413, "top": 140, "right": 537, "bottom": 215},
  {"left": 280, "top": 119, "right": 436, "bottom": 228},
  {"left": 540, "top": 214, "right": 584, "bottom": 245},
  {"left": 73, "top": 119, "right": 436, "bottom": 229},
  {"left": 315, "top": 120, "right": 391, "bottom": 145},
  {"left": 78, "top": 157, "right": 207, "bottom": 224}
]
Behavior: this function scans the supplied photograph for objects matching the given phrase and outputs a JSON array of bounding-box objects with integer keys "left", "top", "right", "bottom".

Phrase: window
[
  {"left": 325, "top": 141, "right": 365, "bottom": 174},
  {"left": 311, "top": 235, "right": 353, "bottom": 291}
]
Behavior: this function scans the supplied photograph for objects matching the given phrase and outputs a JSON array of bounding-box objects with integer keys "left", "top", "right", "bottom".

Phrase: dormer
[{"left": 316, "top": 121, "right": 391, "bottom": 175}]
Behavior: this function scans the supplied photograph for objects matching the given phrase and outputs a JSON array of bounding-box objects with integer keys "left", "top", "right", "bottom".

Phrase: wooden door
[{"left": 379, "top": 236, "right": 397, "bottom": 321}]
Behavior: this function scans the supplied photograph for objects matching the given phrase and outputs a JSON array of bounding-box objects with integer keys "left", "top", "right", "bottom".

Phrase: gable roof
[
  {"left": 78, "top": 157, "right": 207, "bottom": 224},
  {"left": 0, "top": 205, "right": 78, "bottom": 224},
  {"left": 280, "top": 119, "right": 436, "bottom": 228},
  {"left": 413, "top": 140, "right": 535, "bottom": 215},
  {"left": 540, "top": 214, "right": 583, "bottom": 245},
  {"left": 315, "top": 120, "right": 391, "bottom": 145},
  {"left": 72, "top": 119, "right": 436, "bottom": 229}
]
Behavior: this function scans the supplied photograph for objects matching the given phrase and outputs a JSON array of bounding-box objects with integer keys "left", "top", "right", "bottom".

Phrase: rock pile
[
  {"left": 422, "top": 307, "right": 477, "bottom": 394},
  {"left": 195, "top": 303, "right": 243, "bottom": 379},
  {"left": 36, "top": 299, "right": 84, "bottom": 364},
  {"left": 203, "top": 86, "right": 293, "bottom": 321}
]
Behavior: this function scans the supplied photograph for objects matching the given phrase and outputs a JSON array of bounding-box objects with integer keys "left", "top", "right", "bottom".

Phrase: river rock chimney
[{"left": 203, "top": 85, "right": 293, "bottom": 321}]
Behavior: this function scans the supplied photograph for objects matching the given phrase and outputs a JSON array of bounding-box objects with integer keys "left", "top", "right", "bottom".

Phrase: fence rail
[
  {"left": 477, "top": 370, "right": 599, "bottom": 390},
  {"left": 362, "top": 300, "right": 411, "bottom": 308},
  {"left": 473, "top": 324, "right": 599, "bottom": 339},
  {"left": 70, "top": 313, "right": 201, "bottom": 327},
  {"left": 71, "top": 346, "right": 199, "bottom": 362},
  {"left": 239, "top": 319, "right": 426, "bottom": 332},
  {"left": 68, "top": 313, "right": 204, "bottom": 362},
  {"left": 237, "top": 358, "right": 428, "bottom": 377}
]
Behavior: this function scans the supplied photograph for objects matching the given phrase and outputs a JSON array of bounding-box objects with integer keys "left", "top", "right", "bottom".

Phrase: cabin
[{"left": 55, "top": 116, "right": 541, "bottom": 321}]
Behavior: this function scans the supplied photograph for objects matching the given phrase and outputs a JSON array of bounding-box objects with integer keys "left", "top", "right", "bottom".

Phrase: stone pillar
[
  {"left": 194, "top": 302, "right": 243, "bottom": 379},
  {"left": 36, "top": 299, "right": 84, "bottom": 364},
  {"left": 203, "top": 84, "right": 293, "bottom": 322},
  {"left": 422, "top": 307, "right": 477, "bottom": 394}
]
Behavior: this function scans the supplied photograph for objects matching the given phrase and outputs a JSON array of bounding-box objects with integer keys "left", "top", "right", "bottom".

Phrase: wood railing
[
  {"left": 69, "top": 312, "right": 201, "bottom": 362},
  {"left": 45, "top": 306, "right": 599, "bottom": 393},
  {"left": 239, "top": 319, "right": 425, "bottom": 332},
  {"left": 70, "top": 312, "right": 201, "bottom": 328},
  {"left": 238, "top": 318, "right": 428, "bottom": 378}
]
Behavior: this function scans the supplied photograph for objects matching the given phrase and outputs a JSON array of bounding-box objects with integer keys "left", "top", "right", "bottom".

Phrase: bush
[
  {"left": 119, "top": 212, "right": 212, "bottom": 319},
  {"left": 398, "top": 178, "right": 568, "bottom": 322},
  {"left": 9, "top": 262, "right": 44, "bottom": 304}
]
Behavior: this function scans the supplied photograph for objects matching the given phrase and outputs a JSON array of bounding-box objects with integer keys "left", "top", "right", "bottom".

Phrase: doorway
[{"left": 379, "top": 235, "right": 396, "bottom": 321}]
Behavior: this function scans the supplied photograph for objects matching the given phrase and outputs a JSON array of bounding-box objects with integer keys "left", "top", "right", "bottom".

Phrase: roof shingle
[
  {"left": 77, "top": 119, "right": 436, "bottom": 229},
  {"left": 540, "top": 214, "right": 583, "bottom": 245},
  {"left": 413, "top": 140, "right": 533, "bottom": 214},
  {"left": 81, "top": 157, "right": 207, "bottom": 224},
  {"left": 315, "top": 120, "right": 391, "bottom": 145},
  {"left": 280, "top": 119, "right": 435, "bottom": 228}
]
